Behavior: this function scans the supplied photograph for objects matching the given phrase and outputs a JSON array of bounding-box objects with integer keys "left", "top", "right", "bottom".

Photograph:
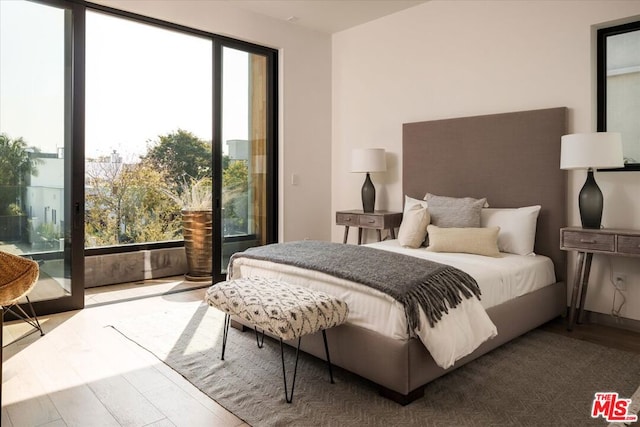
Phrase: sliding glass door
[
  {"left": 0, "top": 0, "right": 84, "bottom": 313},
  {"left": 1, "top": 0, "right": 277, "bottom": 310},
  {"left": 216, "top": 43, "right": 277, "bottom": 281}
]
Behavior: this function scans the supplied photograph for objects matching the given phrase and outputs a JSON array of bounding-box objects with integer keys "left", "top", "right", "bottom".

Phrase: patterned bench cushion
[{"left": 205, "top": 277, "right": 349, "bottom": 341}]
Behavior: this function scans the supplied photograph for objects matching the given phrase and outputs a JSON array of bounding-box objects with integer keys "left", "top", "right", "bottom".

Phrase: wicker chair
[{"left": 0, "top": 251, "right": 44, "bottom": 340}]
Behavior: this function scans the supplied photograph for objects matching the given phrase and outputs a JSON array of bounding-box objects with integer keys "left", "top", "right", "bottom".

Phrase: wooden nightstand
[
  {"left": 336, "top": 210, "right": 403, "bottom": 245},
  {"left": 560, "top": 227, "right": 640, "bottom": 330}
]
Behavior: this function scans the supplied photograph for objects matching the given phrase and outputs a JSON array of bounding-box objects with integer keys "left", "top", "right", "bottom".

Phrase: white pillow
[
  {"left": 480, "top": 205, "right": 541, "bottom": 256},
  {"left": 398, "top": 204, "right": 430, "bottom": 248},
  {"left": 404, "top": 195, "right": 428, "bottom": 214}
]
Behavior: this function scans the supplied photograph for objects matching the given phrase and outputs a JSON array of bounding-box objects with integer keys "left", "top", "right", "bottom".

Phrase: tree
[
  {"left": 118, "top": 164, "right": 182, "bottom": 243},
  {"left": 84, "top": 129, "right": 255, "bottom": 246},
  {"left": 85, "top": 159, "right": 126, "bottom": 245},
  {"left": 142, "top": 129, "right": 212, "bottom": 190},
  {"left": 222, "top": 160, "right": 249, "bottom": 234},
  {"left": 85, "top": 161, "right": 181, "bottom": 246},
  {"left": 0, "top": 133, "right": 41, "bottom": 215},
  {"left": 86, "top": 129, "right": 214, "bottom": 247}
]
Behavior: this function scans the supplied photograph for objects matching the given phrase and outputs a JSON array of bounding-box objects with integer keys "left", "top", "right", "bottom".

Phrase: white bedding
[
  {"left": 228, "top": 239, "right": 556, "bottom": 368},
  {"left": 368, "top": 240, "right": 557, "bottom": 309}
]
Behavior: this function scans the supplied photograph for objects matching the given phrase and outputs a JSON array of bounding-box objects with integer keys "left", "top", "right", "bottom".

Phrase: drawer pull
[
  {"left": 579, "top": 239, "right": 597, "bottom": 244},
  {"left": 344, "top": 218, "right": 352, "bottom": 222},
  {"left": 367, "top": 220, "right": 376, "bottom": 224}
]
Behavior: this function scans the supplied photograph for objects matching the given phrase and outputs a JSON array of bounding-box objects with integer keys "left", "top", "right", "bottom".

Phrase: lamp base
[
  {"left": 361, "top": 172, "right": 376, "bottom": 213},
  {"left": 579, "top": 169, "right": 603, "bottom": 229}
]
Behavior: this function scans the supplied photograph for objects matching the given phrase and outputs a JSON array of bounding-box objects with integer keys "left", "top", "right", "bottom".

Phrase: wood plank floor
[
  {"left": 541, "top": 315, "right": 640, "bottom": 354},
  {"left": 3, "top": 279, "right": 640, "bottom": 426},
  {"left": 2, "top": 279, "right": 246, "bottom": 427}
]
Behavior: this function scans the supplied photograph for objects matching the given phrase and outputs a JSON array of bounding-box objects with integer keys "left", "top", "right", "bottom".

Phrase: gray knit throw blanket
[{"left": 229, "top": 241, "right": 481, "bottom": 330}]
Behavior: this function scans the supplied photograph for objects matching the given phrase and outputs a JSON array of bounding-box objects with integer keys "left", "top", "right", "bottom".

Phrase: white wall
[
  {"left": 332, "top": 1, "right": 640, "bottom": 322},
  {"left": 95, "top": 0, "right": 333, "bottom": 242}
]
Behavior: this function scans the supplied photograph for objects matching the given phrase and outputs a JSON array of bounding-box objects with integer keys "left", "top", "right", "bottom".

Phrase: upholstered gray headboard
[{"left": 403, "top": 107, "right": 567, "bottom": 281}]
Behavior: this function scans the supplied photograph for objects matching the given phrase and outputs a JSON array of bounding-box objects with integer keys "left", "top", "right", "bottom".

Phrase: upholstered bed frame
[
  {"left": 237, "top": 107, "right": 569, "bottom": 404},
  {"left": 402, "top": 107, "right": 567, "bottom": 281}
]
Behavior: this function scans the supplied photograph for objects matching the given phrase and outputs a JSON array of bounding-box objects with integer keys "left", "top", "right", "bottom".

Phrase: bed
[{"left": 229, "top": 107, "right": 568, "bottom": 404}]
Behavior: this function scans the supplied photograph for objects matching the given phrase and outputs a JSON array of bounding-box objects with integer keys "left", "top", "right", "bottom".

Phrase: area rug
[{"left": 111, "top": 301, "right": 640, "bottom": 426}]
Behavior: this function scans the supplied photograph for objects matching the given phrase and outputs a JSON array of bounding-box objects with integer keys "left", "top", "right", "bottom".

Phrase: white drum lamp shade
[
  {"left": 560, "top": 133, "right": 623, "bottom": 170},
  {"left": 351, "top": 148, "right": 387, "bottom": 173},
  {"left": 351, "top": 148, "right": 387, "bottom": 213},
  {"left": 560, "top": 132, "right": 624, "bottom": 229}
]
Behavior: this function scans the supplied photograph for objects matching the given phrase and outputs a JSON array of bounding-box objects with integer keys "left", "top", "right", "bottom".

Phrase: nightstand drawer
[
  {"left": 358, "top": 215, "right": 383, "bottom": 228},
  {"left": 562, "top": 231, "right": 615, "bottom": 252},
  {"left": 336, "top": 213, "right": 358, "bottom": 226},
  {"left": 618, "top": 235, "right": 640, "bottom": 255}
]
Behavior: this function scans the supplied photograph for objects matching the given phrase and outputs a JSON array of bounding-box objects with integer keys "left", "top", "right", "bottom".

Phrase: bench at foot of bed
[{"left": 205, "top": 276, "right": 349, "bottom": 403}]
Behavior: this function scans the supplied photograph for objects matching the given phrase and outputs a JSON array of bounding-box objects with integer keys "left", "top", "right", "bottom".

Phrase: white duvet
[{"left": 228, "top": 240, "right": 556, "bottom": 369}]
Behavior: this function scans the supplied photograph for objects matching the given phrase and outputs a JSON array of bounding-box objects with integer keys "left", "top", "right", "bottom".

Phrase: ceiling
[{"left": 225, "top": 0, "right": 428, "bottom": 34}]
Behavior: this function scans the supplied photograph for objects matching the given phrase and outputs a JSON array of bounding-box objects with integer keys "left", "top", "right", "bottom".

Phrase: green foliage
[
  {"left": 142, "top": 129, "right": 212, "bottom": 190},
  {"left": 87, "top": 129, "right": 215, "bottom": 246},
  {"left": 0, "top": 133, "right": 41, "bottom": 185},
  {"left": 223, "top": 160, "right": 248, "bottom": 194},
  {"left": 118, "top": 165, "right": 182, "bottom": 243},
  {"left": 85, "top": 162, "right": 182, "bottom": 247},
  {"left": 222, "top": 160, "right": 249, "bottom": 234},
  {"left": 0, "top": 133, "right": 42, "bottom": 215},
  {"left": 83, "top": 129, "right": 251, "bottom": 245},
  {"left": 164, "top": 177, "right": 213, "bottom": 211},
  {"left": 7, "top": 203, "right": 23, "bottom": 216}
]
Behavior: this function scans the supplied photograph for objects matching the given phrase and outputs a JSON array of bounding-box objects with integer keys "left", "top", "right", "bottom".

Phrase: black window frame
[{"left": 597, "top": 19, "right": 640, "bottom": 172}]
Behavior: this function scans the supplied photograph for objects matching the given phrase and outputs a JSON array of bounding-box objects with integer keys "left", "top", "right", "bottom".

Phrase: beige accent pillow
[
  {"left": 426, "top": 225, "right": 501, "bottom": 257},
  {"left": 398, "top": 204, "right": 430, "bottom": 248}
]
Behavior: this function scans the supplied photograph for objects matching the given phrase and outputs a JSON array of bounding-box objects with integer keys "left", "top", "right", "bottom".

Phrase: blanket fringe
[{"left": 402, "top": 267, "right": 481, "bottom": 330}]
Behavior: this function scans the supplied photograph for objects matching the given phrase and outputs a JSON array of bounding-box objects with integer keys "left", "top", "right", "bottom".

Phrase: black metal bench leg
[
  {"left": 280, "top": 337, "right": 302, "bottom": 403},
  {"left": 322, "top": 329, "right": 335, "bottom": 384},
  {"left": 221, "top": 314, "right": 231, "bottom": 360},
  {"left": 254, "top": 327, "right": 265, "bottom": 348}
]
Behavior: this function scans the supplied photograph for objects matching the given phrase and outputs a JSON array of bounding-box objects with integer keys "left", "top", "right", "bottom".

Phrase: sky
[
  {"left": 0, "top": 0, "right": 249, "bottom": 160},
  {"left": 0, "top": 0, "right": 65, "bottom": 152}
]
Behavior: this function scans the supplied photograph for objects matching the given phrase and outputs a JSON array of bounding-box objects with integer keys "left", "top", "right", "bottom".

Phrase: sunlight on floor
[
  {"left": 85, "top": 276, "right": 210, "bottom": 306},
  {"left": 2, "top": 281, "right": 247, "bottom": 427},
  {"left": 109, "top": 298, "right": 224, "bottom": 359}
]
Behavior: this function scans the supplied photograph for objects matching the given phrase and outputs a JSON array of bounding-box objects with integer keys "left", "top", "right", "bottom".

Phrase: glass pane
[
  {"left": 85, "top": 11, "right": 212, "bottom": 249},
  {"left": 606, "top": 29, "right": 640, "bottom": 164},
  {"left": 221, "top": 47, "right": 268, "bottom": 274},
  {"left": 0, "top": 0, "right": 72, "bottom": 302}
]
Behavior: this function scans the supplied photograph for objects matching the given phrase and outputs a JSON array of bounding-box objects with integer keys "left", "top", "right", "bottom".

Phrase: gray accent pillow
[{"left": 424, "top": 193, "right": 487, "bottom": 228}]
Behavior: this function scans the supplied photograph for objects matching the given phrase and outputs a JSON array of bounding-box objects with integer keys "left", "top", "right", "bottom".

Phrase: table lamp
[
  {"left": 351, "top": 148, "right": 386, "bottom": 213},
  {"left": 560, "top": 132, "right": 624, "bottom": 229}
]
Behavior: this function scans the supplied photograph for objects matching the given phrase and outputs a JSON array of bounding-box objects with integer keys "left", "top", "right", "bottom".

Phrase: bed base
[{"left": 232, "top": 280, "right": 566, "bottom": 405}]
